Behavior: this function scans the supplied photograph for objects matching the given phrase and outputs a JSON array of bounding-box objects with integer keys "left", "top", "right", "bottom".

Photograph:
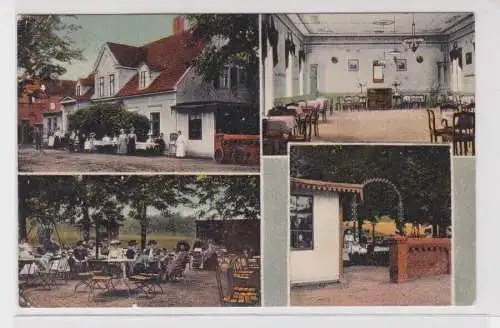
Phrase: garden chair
[{"left": 426, "top": 109, "right": 452, "bottom": 143}]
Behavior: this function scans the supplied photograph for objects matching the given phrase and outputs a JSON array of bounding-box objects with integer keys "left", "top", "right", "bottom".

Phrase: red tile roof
[
  {"left": 79, "top": 73, "right": 95, "bottom": 87},
  {"left": 107, "top": 42, "right": 145, "bottom": 68},
  {"left": 115, "top": 31, "right": 205, "bottom": 97},
  {"left": 291, "top": 177, "right": 364, "bottom": 199}
]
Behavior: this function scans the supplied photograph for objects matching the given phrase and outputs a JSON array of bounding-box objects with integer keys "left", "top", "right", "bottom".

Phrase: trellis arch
[{"left": 351, "top": 177, "right": 405, "bottom": 234}]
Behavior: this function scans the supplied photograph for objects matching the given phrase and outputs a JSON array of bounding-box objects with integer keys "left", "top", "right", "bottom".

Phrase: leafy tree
[
  {"left": 117, "top": 176, "right": 185, "bottom": 250},
  {"left": 186, "top": 14, "right": 259, "bottom": 103},
  {"left": 17, "top": 15, "right": 84, "bottom": 93},
  {"left": 290, "top": 145, "right": 451, "bottom": 235},
  {"left": 68, "top": 102, "right": 150, "bottom": 140}
]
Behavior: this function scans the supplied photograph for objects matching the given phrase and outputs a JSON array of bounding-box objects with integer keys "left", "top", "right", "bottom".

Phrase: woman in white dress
[
  {"left": 117, "top": 129, "right": 128, "bottom": 155},
  {"left": 175, "top": 130, "right": 186, "bottom": 158}
]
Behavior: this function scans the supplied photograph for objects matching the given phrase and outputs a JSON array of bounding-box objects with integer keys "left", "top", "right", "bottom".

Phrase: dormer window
[
  {"left": 139, "top": 71, "right": 147, "bottom": 89},
  {"left": 98, "top": 77, "right": 105, "bottom": 97},
  {"left": 109, "top": 74, "right": 115, "bottom": 95}
]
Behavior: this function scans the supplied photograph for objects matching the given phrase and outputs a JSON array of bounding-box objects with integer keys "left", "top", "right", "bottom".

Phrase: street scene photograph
[
  {"left": 18, "top": 14, "right": 260, "bottom": 172},
  {"left": 18, "top": 175, "right": 261, "bottom": 307}
]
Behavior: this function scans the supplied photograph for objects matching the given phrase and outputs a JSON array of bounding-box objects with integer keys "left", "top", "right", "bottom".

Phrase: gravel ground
[
  {"left": 313, "top": 109, "right": 440, "bottom": 143},
  {"left": 18, "top": 148, "right": 260, "bottom": 173},
  {"left": 290, "top": 266, "right": 451, "bottom": 306},
  {"left": 22, "top": 270, "right": 227, "bottom": 308}
]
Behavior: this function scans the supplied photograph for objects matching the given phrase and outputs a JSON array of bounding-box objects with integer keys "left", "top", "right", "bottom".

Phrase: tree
[
  {"left": 68, "top": 102, "right": 151, "bottom": 141},
  {"left": 117, "top": 176, "right": 184, "bottom": 250},
  {"left": 18, "top": 175, "right": 79, "bottom": 243},
  {"left": 17, "top": 15, "right": 83, "bottom": 88},
  {"left": 186, "top": 14, "right": 259, "bottom": 103}
]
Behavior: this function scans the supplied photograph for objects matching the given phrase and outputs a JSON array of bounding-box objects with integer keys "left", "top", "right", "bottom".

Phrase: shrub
[{"left": 68, "top": 102, "right": 150, "bottom": 141}]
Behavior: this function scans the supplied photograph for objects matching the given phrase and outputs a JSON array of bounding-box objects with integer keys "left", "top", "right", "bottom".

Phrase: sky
[{"left": 59, "top": 14, "right": 179, "bottom": 80}]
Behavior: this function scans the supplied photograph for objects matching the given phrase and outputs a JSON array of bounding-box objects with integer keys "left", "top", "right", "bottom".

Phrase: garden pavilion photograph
[
  {"left": 261, "top": 13, "right": 475, "bottom": 156},
  {"left": 288, "top": 144, "right": 452, "bottom": 306},
  {"left": 17, "top": 14, "right": 260, "bottom": 172},
  {"left": 18, "top": 175, "right": 261, "bottom": 308}
]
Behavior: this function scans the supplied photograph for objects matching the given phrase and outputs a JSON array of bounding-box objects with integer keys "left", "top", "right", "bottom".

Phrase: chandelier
[
  {"left": 387, "top": 16, "right": 401, "bottom": 59},
  {"left": 403, "top": 13, "right": 424, "bottom": 52}
]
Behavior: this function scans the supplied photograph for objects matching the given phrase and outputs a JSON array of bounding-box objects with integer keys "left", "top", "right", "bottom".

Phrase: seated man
[
  {"left": 165, "top": 242, "right": 190, "bottom": 281},
  {"left": 70, "top": 241, "right": 89, "bottom": 273}
]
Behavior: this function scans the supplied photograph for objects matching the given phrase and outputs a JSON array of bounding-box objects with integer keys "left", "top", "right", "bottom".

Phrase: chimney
[{"left": 173, "top": 16, "right": 185, "bottom": 35}]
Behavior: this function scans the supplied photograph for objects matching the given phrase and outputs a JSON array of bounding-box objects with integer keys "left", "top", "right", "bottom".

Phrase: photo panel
[
  {"left": 261, "top": 13, "right": 475, "bottom": 157},
  {"left": 17, "top": 14, "right": 260, "bottom": 174},
  {"left": 288, "top": 144, "right": 453, "bottom": 306},
  {"left": 17, "top": 174, "right": 261, "bottom": 308}
]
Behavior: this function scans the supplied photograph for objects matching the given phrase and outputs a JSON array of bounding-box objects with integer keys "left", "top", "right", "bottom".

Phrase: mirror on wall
[{"left": 373, "top": 60, "right": 384, "bottom": 83}]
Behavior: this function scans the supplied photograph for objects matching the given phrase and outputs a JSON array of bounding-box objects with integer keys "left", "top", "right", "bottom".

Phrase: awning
[{"left": 291, "top": 177, "right": 364, "bottom": 199}]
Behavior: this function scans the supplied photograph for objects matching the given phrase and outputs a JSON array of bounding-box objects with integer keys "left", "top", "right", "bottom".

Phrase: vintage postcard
[
  {"left": 17, "top": 14, "right": 260, "bottom": 172},
  {"left": 261, "top": 13, "right": 475, "bottom": 156},
  {"left": 288, "top": 144, "right": 452, "bottom": 306},
  {"left": 18, "top": 175, "right": 261, "bottom": 307}
]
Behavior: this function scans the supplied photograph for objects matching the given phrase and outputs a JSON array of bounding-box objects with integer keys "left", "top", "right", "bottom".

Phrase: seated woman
[
  {"left": 165, "top": 241, "right": 190, "bottom": 281},
  {"left": 102, "top": 134, "right": 111, "bottom": 143}
]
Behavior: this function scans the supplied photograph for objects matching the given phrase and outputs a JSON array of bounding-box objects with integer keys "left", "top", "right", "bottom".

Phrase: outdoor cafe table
[{"left": 267, "top": 115, "right": 296, "bottom": 131}]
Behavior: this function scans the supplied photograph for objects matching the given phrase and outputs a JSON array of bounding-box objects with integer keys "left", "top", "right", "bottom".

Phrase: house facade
[
  {"left": 54, "top": 17, "right": 252, "bottom": 157},
  {"left": 289, "top": 178, "right": 363, "bottom": 286}
]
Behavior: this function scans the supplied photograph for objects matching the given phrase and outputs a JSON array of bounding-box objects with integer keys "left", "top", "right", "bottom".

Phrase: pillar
[
  {"left": 264, "top": 38, "right": 274, "bottom": 113},
  {"left": 286, "top": 53, "right": 293, "bottom": 97},
  {"left": 389, "top": 236, "right": 408, "bottom": 283},
  {"left": 299, "top": 60, "right": 304, "bottom": 95}
]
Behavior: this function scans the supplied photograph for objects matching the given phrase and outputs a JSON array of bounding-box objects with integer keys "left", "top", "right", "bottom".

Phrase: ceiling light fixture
[
  {"left": 403, "top": 13, "right": 424, "bottom": 52},
  {"left": 387, "top": 16, "right": 401, "bottom": 57}
]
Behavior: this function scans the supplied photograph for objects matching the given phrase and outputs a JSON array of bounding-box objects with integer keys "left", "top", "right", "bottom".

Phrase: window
[
  {"left": 109, "top": 74, "right": 115, "bottom": 95},
  {"left": 140, "top": 71, "right": 147, "bottom": 89},
  {"left": 150, "top": 112, "right": 160, "bottom": 136},
  {"left": 76, "top": 85, "right": 81, "bottom": 96},
  {"left": 98, "top": 77, "right": 105, "bottom": 97},
  {"left": 219, "top": 68, "right": 230, "bottom": 89},
  {"left": 237, "top": 68, "right": 247, "bottom": 85},
  {"left": 188, "top": 114, "right": 202, "bottom": 140},
  {"left": 290, "top": 195, "right": 314, "bottom": 250}
]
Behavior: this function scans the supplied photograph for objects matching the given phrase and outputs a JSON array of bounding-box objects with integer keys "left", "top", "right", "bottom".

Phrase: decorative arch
[{"left": 350, "top": 177, "right": 405, "bottom": 235}]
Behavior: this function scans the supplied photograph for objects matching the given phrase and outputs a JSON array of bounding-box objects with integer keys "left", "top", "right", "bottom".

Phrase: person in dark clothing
[
  {"left": 77, "top": 130, "right": 85, "bottom": 153},
  {"left": 125, "top": 240, "right": 137, "bottom": 260},
  {"left": 33, "top": 127, "right": 42, "bottom": 151},
  {"left": 156, "top": 133, "right": 166, "bottom": 154},
  {"left": 127, "top": 127, "right": 137, "bottom": 155}
]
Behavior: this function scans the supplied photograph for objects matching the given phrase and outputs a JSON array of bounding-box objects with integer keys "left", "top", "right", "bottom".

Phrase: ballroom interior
[
  {"left": 261, "top": 13, "right": 475, "bottom": 112},
  {"left": 261, "top": 13, "right": 475, "bottom": 155}
]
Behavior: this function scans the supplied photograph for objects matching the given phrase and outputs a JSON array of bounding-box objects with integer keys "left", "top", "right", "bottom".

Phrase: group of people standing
[{"left": 116, "top": 127, "right": 137, "bottom": 155}]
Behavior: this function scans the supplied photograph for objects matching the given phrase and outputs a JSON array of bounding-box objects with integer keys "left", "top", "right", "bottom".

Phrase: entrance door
[{"left": 309, "top": 64, "right": 318, "bottom": 95}]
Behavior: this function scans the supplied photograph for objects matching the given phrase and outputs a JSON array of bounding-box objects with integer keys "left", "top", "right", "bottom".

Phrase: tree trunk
[
  {"left": 18, "top": 183, "right": 28, "bottom": 242},
  {"left": 140, "top": 204, "right": 147, "bottom": 250},
  {"left": 95, "top": 220, "right": 100, "bottom": 259},
  {"left": 357, "top": 218, "right": 363, "bottom": 242},
  {"left": 371, "top": 222, "right": 376, "bottom": 246}
]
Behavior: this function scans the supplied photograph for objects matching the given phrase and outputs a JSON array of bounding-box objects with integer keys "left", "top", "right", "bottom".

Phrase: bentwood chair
[
  {"left": 452, "top": 111, "right": 475, "bottom": 156},
  {"left": 426, "top": 109, "right": 452, "bottom": 143}
]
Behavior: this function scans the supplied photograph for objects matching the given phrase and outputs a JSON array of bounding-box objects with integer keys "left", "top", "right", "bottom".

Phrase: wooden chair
[
  {"left": 426, "top": 109, "right": 452, "bottom": 143},
  {"left": 452, "top": 112, "right": 475, "bottom": 156},
  {"left": 215, "top": 256, "right": 259, "bottom": 306}
]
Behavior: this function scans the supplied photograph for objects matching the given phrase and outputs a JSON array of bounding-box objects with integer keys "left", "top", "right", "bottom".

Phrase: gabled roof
[
  {"left": 106, "top": 42, "right": 146, "bottom": 68},
  {"left": 115, "top": 31, "right": 205, "bottom": 97}
]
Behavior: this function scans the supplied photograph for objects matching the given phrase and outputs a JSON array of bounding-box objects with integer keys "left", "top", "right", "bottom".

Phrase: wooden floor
[{"left": 314, "top": 108, "right": 438, "bottom": 144}]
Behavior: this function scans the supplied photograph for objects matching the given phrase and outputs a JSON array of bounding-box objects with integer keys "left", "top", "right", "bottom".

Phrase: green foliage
[
  {"left": 17, "top": 15, "right": 84, "bottom": 80},
  {"left": 290, "top": 145, "right": 451, "bottom": 227},
  {"left": 186, "top": 14, "right": 259, "bottom": 103},
  {"left": 68, "top": 102, "right": 150, "bottom": 140}
]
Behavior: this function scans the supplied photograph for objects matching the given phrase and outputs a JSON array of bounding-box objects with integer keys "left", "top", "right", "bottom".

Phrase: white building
[
  {"left": 290, "top": 178, "right": 363, "bottom": 286},
  {"left": 262, "top": 13, "right": 475, "bottom": 114},
  {"left": 52, "top": 17, "right": 255, "bottom": 158}
]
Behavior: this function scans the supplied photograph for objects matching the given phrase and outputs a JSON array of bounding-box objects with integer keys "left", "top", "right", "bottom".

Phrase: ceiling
[{"left": 287, "top": 13, "right": 473, "bottom": 37}]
